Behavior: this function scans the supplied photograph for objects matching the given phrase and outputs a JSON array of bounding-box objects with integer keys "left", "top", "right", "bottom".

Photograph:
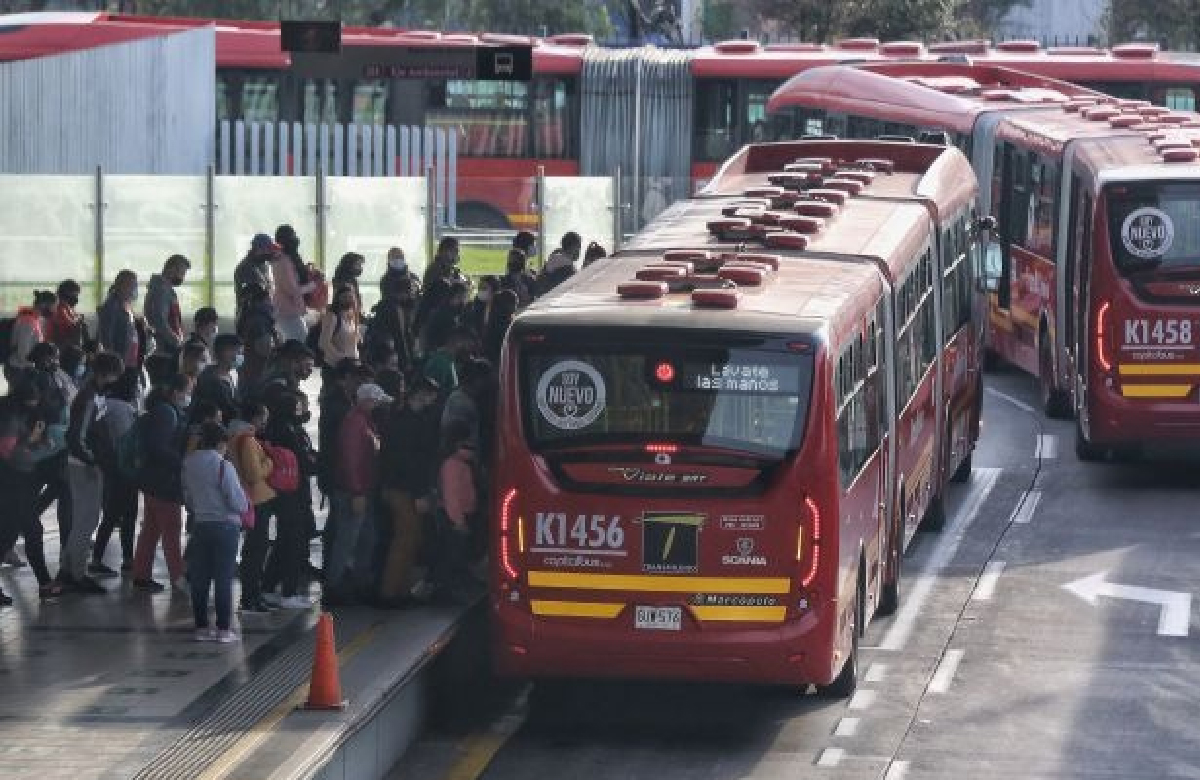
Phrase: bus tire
[
  {"left": 877, "top": 526, "right": 901, "bottom": 617},
  {"left": 950, "top": 451, "right": 973, "bottom": 483},
  {"left": 920, "top": 493, "right": 946, "bottom": 533},
  {"left": 1074, "top": 420, "right": 1105, "bottom": 462},
  {"left": 1039, "top": 335, "right": 1072, "bottom": 419},
  {"left": 456, "top": 202, "right": 511, "bottom": 231},
  {"left": 819, "top": 570, "right": 861, "bottom": 699}
]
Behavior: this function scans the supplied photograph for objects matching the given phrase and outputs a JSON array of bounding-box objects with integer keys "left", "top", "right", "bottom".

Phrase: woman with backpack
[
  {"left": 227, "top": 400, "right": 277, "bottom": 614},
  {"left": 261, "top": 389, "right": 315, "bottom": 609},
  {"left": 318, "top": 285, "right": 361, "bottom": 376},
  {"left": 182, "top": 421, "right": 249, "bottom": 643}
]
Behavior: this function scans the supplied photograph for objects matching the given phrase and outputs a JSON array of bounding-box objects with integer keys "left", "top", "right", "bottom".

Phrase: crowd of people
[{"left": 0, "top": 224, "right": 602, "bottom": 644}]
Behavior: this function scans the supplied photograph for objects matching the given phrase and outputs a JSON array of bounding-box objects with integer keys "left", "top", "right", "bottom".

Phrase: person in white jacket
[{"left": 182, "top": 421, "right": 250, "bottom": 644}]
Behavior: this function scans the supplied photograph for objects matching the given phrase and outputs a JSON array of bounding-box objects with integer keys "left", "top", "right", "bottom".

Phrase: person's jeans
[
  {"left": 132, "top": 495, "right": 184, "bottom": 582},
  {"left": 34, "top": 451, "right": 71, "bottom": 542},
  {"left": 93, "top": 470, "right": 137, "bottom": 564},
  {"left": 327, "top": 492, "right": 376, "bottom": 594},
  {"left": 63, "top": 460, "right": 103, "bottom": 581},
  {"left": 379, "top": 489, "right": 423, "bottom": 600},
  {"left": 239, "top": 498, "right": 276, "bottom": 605},
  {"left": 188, "top": 522, "right": 240, "bottom": 630},
  {"left": 277, "top": 314, "right": 308, "bottom": 344}
]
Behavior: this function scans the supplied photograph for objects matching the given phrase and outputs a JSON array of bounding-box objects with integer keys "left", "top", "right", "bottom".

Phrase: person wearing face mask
[
  {"left": 62, "top": 351, "right": 125, "bottom": 594},
  {"left": 178, "top": 342, "right": 209, "bottom": 385},
  {"left": 261, "top": 389, "right": 317, "bottom": 609},
  {"left": 186, "top": 307, "right": 220, "bottom": 353},
  {"left": 235, "top": 234, "right": 277, "bottom": 319},
  {"left": 318, "top": 285, "right": 361, "bottom": 376},
  {"left": 194, "top": 334, "right": 244, "bottom": 423},
  {"left": 21, "top": 342, "right": 73, "bottom": 550},
  {"left": 430, "top": 420, "right": 482, "bottom": 603},
  {"left": 421, "top": 280, "right": 469, "bottom": 359},
  {"left": 50, "top": 279, "right": 88, "bottom": 351},
  {"left": 367, "top": 274, "right": 418, "bottom": 375},
  {"left": 6, "top": 290, "right": 56, "bottom": 383},
  {"left": 379, "top": 247, "right": 421, "bottom": 303},
  {"left": 462, "top": 275, "right": 498, "bottom": 339},
  {"left": 227, "top": 401, "right": 278, "bottom": 614},
  {"left": 537, "top": 231, "right": 582, "bottom": 297},
  {"left": 332, "top": 252, "right": 366, "bottom": 317},
  {"left": 144, "top": 254, "right": 191, "bottom": 357},
  {"left": 131, "top": 372, "right": 192, "bottom": 593},
  {"left": 267, "top": 234, "right": 316, "bottom": 345},
  {"left": 90, "top": 369, "right": 139, "bottom": 576},
  {"left": 97, "top": 270, "right": 142, "bottom": 389}
]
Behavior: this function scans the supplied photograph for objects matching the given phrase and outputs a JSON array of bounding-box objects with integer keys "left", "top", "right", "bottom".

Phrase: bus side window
[
  {"left": 1162, "top": 87, "right": 1197, "bottom": 112},
  {"left": 693, "top": 79, "right": 737, "bottom": 162}
]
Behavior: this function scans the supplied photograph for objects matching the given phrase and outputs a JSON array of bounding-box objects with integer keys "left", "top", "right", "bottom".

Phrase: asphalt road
[{"left": 394, "top": 366, "right": 1200, "bottom": 780}]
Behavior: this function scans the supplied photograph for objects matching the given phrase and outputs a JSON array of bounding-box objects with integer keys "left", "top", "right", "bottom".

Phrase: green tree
[
  {"left": 749, "top": 0, "right": 1037, "bottom": 42},
  {"left": 1108, "top": 0, "right": 1199, "bottom": 49}
]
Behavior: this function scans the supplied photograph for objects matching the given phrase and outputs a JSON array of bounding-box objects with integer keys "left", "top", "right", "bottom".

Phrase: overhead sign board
[{"left": 291, "top": 44, "right": 533, "bottom": 81}]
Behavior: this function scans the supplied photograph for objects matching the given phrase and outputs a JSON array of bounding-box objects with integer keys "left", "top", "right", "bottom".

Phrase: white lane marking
[
  {"left": 929, "top": 649, "right": 965, "bottom": 694},
  {"left": 972, "top": 561, "right": 1007, "bottom": 601},
  {"left": 834, "top": 717, "right": 860, "bottom": 737},
  {"left": 1064, "top": 572, "right": 1192, "bottom": 637},
  {"left": 985, "top": 386, "right": 1036, "bottom": 414},
  {"left": 1036, "top": 434, "right": 1059, "bottom": 460},
  {"left": 880, "top": 468, "right": 1001, "bottom": 651},
  {"left": 848, "top": 689, "right": 876, "bottom": 710},
  {"left": 885, "top": 760, "right": 911, "bottom": 780},
  {"left": 864, "top": 663, "right": 888, "bottom": 684},
  {"left": 816, "top": 748, "right": 845, "bottom": 767},
  {"left": 1010, "top": 490, "right": 1042, "bottom": 525}
]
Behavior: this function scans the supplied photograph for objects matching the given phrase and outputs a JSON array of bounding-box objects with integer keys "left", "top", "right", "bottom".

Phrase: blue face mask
[
  {"left": 179, "top": 394, "right": 192, "bottom": 409},
  {"left": 234, "top": 353, "right": 246, "bottom": 369},
  {"left": 73, "top": 365, "right": 86, "bottom": 380}
]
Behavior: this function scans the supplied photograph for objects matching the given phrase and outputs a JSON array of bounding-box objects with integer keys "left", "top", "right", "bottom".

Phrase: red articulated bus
[
  {"left": 769, "top": 63, "right": 1200, "bottom": 458},
  {"left": 490, "top": 139, "right": 985, "bottom": 693}
]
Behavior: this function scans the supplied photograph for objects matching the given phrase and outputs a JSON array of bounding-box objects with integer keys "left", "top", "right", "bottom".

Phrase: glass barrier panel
[
  {"left": 542, "top": 177, "right": 615, "bottom": 266},
  {"left": 451, "top": 177, "right": 536, "bottom": 279},
  {"left": 213, "top": 176, "right": 318, "bottom": 283},
  {"left": 103, "top": 176, "right": 208, "bottom": 296},
  {"left": 0, "top": 175, "right": 97, "bottom": 307},
  {"left": 620, "top": 175, "right": 692, "bottom": 237},
  {"left": 325, "top": 176, "right": 427, "bottom": 311}
]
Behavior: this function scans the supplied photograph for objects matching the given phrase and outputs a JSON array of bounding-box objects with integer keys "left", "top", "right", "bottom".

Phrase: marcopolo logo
[
  {"left": 536, "top": 360, "right": 606, "bottom": 431},
  {"left": 1122, "top": 207, "right": 1174, "bottom": 260}
]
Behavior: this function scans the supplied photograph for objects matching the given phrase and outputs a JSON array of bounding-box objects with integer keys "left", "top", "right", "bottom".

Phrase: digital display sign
[{"left": 657, "top": 360, "right": 802, "bottom": 395}]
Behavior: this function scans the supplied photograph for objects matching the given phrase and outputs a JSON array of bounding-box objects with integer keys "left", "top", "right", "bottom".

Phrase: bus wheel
[
  {"left": 1074, "top": 420, "right": 1105, "bottom": 462},
  {"left": 950, "top": 451, "right": 973, "bottom": 483},
  {"left": 819, "top": 571, "right": 861, "bottom": 699},
  {"left": 920, "top": 493, "right": 946, "bottom": 533},
  {"left": 1039, "top": 337, "right": 1072, "bottom": 419},
  {"left": 877, "top": 523, "right": 901, "bottom": 617}
]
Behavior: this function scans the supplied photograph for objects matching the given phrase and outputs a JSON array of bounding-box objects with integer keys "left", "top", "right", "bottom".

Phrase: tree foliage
[
  {"left": 746, "top": 0, "right": 1036, "bottom": 42},
  {"left": 1109, "top": 0, "right": 1200, "bottom": 49}
]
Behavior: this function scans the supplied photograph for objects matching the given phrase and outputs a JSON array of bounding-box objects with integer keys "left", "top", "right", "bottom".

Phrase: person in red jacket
[
  {"left": 49, "top": 280, "right": 87, "bottom": 350},
  {"left": 325, "top": 382, "right": 389, "bottom": 605}
]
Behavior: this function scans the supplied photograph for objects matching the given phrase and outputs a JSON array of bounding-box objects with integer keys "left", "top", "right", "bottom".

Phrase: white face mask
[{"left": 389, "top": 258, "right": 407, "bottom": 271}]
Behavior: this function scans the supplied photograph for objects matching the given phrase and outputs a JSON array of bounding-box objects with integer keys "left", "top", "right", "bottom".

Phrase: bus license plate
[{"left": 635, "top": 606, "right": 681, "bottom": 631}]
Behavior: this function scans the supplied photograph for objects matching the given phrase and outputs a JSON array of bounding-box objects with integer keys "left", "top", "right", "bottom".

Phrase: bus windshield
[
  {"left": 1107, "top": 182, "right": 1200, "bottom": 276},
  {"left": 520, "top": 336, "right": 814, "bottom": 459}
]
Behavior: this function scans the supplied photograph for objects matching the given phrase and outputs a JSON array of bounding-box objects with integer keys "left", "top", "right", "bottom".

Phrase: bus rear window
[
  {"left": 521, "top": 339, "right": 813, "bottom": 458},
  {"left": 1106, "top": 183, "right": 1200, "bottom": 275}
]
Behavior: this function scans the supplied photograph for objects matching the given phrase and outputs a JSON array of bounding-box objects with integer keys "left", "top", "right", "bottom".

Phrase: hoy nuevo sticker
[
  {"left": 1122, "top": 207, "right": 1174, "bottom": 260},
  {"left": 536, "top": 360, "right": 606, "bottom": 430}
]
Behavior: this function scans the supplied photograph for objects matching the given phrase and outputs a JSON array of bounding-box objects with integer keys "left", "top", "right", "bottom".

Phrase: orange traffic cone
[{"left": 302, "top": 612, "right": 347, "bottom": 710}]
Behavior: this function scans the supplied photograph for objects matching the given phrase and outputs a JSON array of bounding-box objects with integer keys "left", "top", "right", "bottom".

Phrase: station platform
[{"left": 0, "top": 524, "right": 475, "bottom": 780}]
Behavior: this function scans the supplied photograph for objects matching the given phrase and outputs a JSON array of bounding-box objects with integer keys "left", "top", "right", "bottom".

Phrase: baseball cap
[
  {"left": 356, "top": 383, "right": 393, "bottom": 404},
  {"left": 251, "top": 233, "right": 281, "bottom": 252}
]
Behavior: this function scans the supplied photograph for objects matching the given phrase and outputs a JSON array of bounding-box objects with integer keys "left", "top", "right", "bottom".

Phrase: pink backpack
[{"left": 262, "top": 442, "right": 300, "bottom": 493}]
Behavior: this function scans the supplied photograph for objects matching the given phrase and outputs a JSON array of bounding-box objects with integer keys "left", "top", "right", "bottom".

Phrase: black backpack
[{"left": 0, "top": 317, "right": 16, "bottom": 364}]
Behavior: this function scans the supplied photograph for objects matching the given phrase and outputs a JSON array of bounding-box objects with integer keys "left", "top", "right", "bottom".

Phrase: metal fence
[{"left": 216, "top": 121, "right": 458, "bottom": 227}]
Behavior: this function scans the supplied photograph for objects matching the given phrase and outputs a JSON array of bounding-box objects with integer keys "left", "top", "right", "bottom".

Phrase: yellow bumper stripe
[
  {"left": 688, "top": 605, "right": 787, "bottom": 622},
  {"left": 1120, "top": 384, "right": 1193, "bottom": 399},
  {"left": 530, "top": 600, "right": 623, "bottom": 619},
  {"left": 1119, "top": 364, "right": 1200, "bottom": 376},
  {"left": 527, "top": 571, "right": 792, "bottom": 594}
]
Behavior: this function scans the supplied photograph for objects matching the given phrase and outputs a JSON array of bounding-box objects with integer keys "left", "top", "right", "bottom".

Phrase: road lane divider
[
  {"left": 884, "top": 760, "right": 911, "bottom": 780},
  {"left": 834, "top": 717, "right": 860, "bottom": 737},
  {"left": 864, "top": 663, "right": 888, "bottom": 684},
  {"left": 816, "top": 748, "right": 845, "bottom": 767},
  {"left": 984, "top": 387, "right": 1036, "bottom": 414},
  {"left": 1010, "top": 490, "right": 1042, "bottom": 525},
  {"left": 971, "top": 562, "right": 1007, "bottom": 601},
  {"left": 928, "top": 649, "right": 965, "bottom": 694}
]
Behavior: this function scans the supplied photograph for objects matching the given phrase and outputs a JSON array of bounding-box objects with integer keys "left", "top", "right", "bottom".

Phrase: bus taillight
[
  {"left": 500, "top": 488, "right": 521, "bottom": 581},
  {"left": 800, "top": 496, "right": 822, "bottom": 588},
  {"left": 1096, "top": 300, "right": 1113, "bottom": 372}
]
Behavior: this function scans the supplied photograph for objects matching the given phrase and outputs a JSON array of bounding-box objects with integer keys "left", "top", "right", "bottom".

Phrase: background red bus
[
  {"left": 490, "top": 139, "right": 984, "bottom": 694},
  {"left": 4, "top": 11, "right": 1200, "bottom": 232}
]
